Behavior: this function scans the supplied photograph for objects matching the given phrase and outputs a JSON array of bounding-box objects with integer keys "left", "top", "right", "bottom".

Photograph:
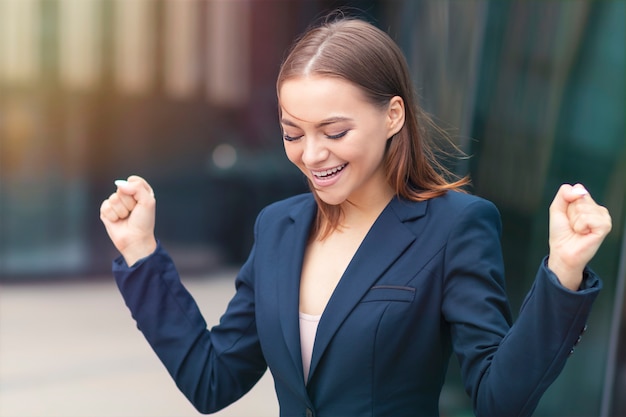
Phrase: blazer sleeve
[
  {"left": 112, "top": 236, "right": 267, "bottom": 414},
  {"left": 441, "top": 198, "right": 601, "bottom": 417}
]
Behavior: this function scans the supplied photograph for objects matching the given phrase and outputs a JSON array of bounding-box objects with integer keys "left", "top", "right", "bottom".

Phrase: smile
[{"left": 312, "top": 164, "right": 348, "bottom": 178}]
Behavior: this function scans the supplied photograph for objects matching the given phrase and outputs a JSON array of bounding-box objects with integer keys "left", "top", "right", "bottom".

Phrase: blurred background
[{"left": 0, "top": 0, "right": 624, "bottom": 416}]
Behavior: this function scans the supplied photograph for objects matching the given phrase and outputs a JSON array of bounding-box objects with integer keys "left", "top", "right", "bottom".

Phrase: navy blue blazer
[{"left": 113, "top": 191, "right": 600, "bottom": 417}]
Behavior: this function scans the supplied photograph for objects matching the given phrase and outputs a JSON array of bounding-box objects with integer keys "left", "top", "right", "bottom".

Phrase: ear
[{"left": 386, "top": 96, "right": 405, "bottom": 138}]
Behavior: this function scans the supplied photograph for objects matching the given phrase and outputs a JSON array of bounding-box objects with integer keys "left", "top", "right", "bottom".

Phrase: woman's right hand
[{"left": 100, "top": 175, "right": 158, "bottom": 266}]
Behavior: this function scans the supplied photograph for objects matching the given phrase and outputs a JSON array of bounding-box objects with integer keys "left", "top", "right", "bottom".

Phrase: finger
[
  {"left": 102, "top": 191, "right": 133, "bottom": 220},
  {"left": 127, "top": 175, "right": 155, "bottom": 196},
  {"left": 568, "top": 203, "right": 612, "bottom": 237},
  {"left": 109, "top": 192, "right": 133, "bottom": 219},
  {"left": 551, "top": 183, "right": 597, "bottom": 215},
  {"left": 566, "top": 190, "right": 611, "bottom": 234},
  {"left": 117, "top": 191, "right": 137, "bottom": 212},
  {"left": 568, "top": 209, "right": 593, "bottom": 235},
  {"left": 114, "top": 182, "right": 138, "bottom": 212},
  {"left": 564, "top": 183, "right": 590, "bottom": 202},
  {"left": 100, "top": 198, "right": 120, "bottom": 223},
  {"left": 550, "top": 183, "right": 575, "bottom": 214},
  {"left": 121, "top": 175, "right": 156, "bottom": 204}
]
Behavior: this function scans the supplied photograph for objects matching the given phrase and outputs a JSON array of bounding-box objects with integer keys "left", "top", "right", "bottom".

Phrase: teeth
[{"left": 314, "top": 164, "right": 346, "bottom": 178}]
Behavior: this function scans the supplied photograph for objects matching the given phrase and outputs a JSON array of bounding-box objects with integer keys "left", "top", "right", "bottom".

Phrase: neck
[
  {"left": 338, "top": 185, "right": 394, "bottom": 230},
  {"left": 311, "top": 175, "right": 394, "bottom": 241}
]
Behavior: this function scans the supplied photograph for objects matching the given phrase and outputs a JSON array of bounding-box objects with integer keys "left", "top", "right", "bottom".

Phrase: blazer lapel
[
  {"left": 276, "top": 196, "right": 317, "bottom": 384},
  {"left": 307, "top": 197, "right": 426, "bottom": 383}
]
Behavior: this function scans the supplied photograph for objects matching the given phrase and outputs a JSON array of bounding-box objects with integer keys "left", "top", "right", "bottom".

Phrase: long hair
[{"left": 277, "top": 16, "right": 469, "bottom": 240}]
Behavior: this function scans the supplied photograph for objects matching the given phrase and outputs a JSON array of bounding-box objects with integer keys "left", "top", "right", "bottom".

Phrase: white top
[{"left": 299, "top": 312, "right": 322, "bottom": 383}]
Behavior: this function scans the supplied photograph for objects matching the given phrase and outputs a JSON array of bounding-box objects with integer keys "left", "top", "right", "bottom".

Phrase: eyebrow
[{"left": 280, "top": 116, "right": 353, "bottom": 129}]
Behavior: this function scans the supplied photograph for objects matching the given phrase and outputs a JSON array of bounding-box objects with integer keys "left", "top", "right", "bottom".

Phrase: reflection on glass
[
  {"left": 206, "top": 0, "right": 250, "bottom": 106},
  {"left": 164, "top": 0, "right": 200, "bottom": 98},
  {"left": 113, "top": 0, "right": 156, "bottom": 94},
  {"left": 58, "top": 0, "right": 102, "bottom": 90},
  {"left": 0, "top": 0, "right": 39, "bottom": 83}
]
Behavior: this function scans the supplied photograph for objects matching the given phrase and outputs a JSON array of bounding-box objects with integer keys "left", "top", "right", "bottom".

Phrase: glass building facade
[{"left": 0, "top": 1, "right": 624, "bottom": 415}]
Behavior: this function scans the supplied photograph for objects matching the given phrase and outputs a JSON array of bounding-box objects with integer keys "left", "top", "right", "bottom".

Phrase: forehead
[{"left": 278, "top": 76, "right": 373, "bottom": 124}]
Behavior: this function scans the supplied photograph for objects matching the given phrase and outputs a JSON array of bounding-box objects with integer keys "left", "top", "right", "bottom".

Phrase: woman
[{"left": 100, "top": 16, "right": 612, "bottom": 417}]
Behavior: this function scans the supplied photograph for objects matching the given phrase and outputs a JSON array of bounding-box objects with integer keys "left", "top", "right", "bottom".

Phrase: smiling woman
[{"left": 99, "top": 12, "right": 612, "bottom": 417}]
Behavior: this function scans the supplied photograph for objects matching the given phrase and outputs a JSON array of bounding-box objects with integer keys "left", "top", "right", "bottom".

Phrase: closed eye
[
  {"left": 327, "top": 130, "right": 348, "bottom": 140},
  {"left": 283, "top": 134, "right": 303, "bottom": 142}
]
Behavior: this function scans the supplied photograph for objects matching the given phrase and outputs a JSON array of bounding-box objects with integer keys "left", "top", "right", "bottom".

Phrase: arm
[
  {"left": 113, "top": 243, "right": 266, "bottom": 414},
  {"left": 442, "top": 186, "right": 609, "bottom": 417},
  {"left": 101, "top": 176, "right": 267, "bottom": 413}
]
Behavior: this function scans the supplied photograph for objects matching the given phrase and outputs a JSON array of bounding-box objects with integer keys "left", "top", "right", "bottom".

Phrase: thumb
[
  {"left": 551, "top": 183, "right": 588, "bottom": 213},
  {"left": 116, "top": 175, "right": 155, "bottom": 205}
]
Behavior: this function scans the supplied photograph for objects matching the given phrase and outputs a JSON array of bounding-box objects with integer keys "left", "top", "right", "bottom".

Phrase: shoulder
[
  {"left": 393, "top": 191, "right": 502, "bottom": 239},
  {"left": 394, "top": 191, "right": 498, "bottom": 220},
  {"left": 429, "top": 190, "right": 499, "bottom": 217},
  {"left": 260, "top": 192, "right": 315, "bottom": 217},
  {"left": 432, "top": 192, "right": 502, "bottom": 241},
  {"left": 254, "top": 193, "right": 316, "bottom": 229},
  {"left": 434, "top": 192, "right": 502, "bottom": 232}
]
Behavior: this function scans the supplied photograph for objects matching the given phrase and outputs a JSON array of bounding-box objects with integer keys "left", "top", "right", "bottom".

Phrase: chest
[{"left": 299, "top": 227, "right": 370, "bottom": 315}]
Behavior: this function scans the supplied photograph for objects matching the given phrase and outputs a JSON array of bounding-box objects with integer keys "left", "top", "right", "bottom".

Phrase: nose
[{"left": 301, "top": 136, "right": 329, "bottom": 166}]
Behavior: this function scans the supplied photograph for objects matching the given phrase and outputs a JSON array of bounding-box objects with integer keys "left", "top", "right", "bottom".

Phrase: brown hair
[{"left": 277, "top": 16, "right": 469, "bottom": 240}]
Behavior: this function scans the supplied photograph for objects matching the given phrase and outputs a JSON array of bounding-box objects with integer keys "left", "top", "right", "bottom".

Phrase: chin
[{"left": 312, "top": 189, "right": 347, "bottom": 206}]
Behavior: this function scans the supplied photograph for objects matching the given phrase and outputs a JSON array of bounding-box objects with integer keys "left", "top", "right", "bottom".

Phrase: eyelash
[
  {"left": 283, "top": 134, "right": 302, "bottom": 142},
  {"left": 282, "top": 130, "right": 348, "bottom": 142},
  {"left": 327, "top": 131, "right": 348, "bottom": 140}
]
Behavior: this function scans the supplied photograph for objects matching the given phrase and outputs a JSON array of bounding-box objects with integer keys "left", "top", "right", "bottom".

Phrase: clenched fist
[
  {"left": 548, "top": 183, "right": 612, "bottom": 291},
  {"left": 100, "top": 175, "right": 158, "bottom": 266}
]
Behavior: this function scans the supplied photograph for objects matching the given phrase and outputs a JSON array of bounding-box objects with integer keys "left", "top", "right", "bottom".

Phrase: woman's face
[{"left": 279, "top": 76, "right": 404, "bottom": 207}]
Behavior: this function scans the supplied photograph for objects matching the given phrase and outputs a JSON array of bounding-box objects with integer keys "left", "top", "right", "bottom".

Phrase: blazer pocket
[{"left": 361, "top": 285, "right": 416, "bottom": 303}]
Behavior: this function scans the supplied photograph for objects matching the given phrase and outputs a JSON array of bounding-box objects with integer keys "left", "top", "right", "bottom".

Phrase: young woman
[{"left": 100, "top": 16, "right": 612, "bottom": 417}]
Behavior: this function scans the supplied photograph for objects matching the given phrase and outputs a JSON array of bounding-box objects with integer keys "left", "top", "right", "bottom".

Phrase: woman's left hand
[{"left": 548, "top": 183, "right": 612, "bottom": 291}]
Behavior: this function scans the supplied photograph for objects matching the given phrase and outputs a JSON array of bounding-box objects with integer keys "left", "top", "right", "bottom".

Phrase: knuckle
[
  {"left": 109, "top": 194, "right": 120, "bottom": 205},
  {"left": 101, "top": 209, "right": 117, "bottom": 222}
]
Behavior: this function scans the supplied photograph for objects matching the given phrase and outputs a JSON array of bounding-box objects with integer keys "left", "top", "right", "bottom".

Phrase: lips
[{"left": 312, "top": 163, "right": 347, "bottom": 179}]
